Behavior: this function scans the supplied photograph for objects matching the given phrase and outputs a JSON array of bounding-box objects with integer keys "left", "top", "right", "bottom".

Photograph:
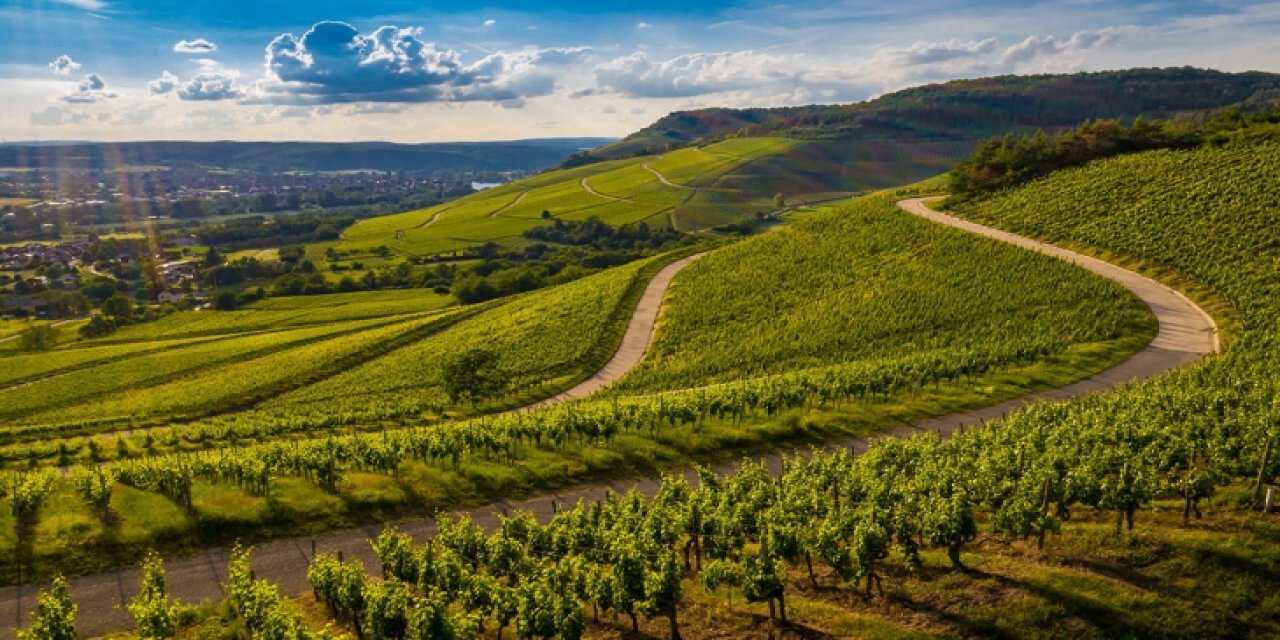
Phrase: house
[
  {"left": 157, "top": 290, "right": 190, "bottom": 304},
  {"left": 172, "top": 236, "right": 198, "bottom": 248},
  {"left": 56, "top": 273, "right": 80, "bottom": 288}
]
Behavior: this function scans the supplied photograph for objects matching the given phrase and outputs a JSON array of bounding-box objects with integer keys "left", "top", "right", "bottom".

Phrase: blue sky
[{"left": 3, "top": 0, "right": 1279, "bottom": 141}]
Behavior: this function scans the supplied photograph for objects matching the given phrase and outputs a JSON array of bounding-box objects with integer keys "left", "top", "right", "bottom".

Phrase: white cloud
[
  {"left": 48, "top": 55, "right": 81, "bottom": 76},
  {"left": 592, "top": 50, "right": 857, "bottom": 100},
  {"left": 483, "top": 19, "right": 496, "bottom": 28},
  {"left": 149, "top": 70, "right": 179, "bottom": 95},
  {"left": 882, "top": 38, "right": 999, "bottom": 66},
  {"left": 174, "top": 38, "right": 218, "bottom": 54},
  {"left": 999, "top": 28, "right": 1131, "bottom": 68},
  {"left": 52, "top": 0, "right": 106, "bottom": 10},
  {"left": 637, "top": 22, "right": 652, "bottom": 29},
  {"left": 60, "top": 73, "right": 118, "bottom": 103},
  {"left": 250, "top": 21, "right": 591, "bottom": 104},
  {"left": 178, "top": 71, "right": 242, "bottom": 101}
]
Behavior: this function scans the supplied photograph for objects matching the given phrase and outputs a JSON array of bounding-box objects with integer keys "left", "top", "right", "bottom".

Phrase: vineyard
[
  {"left": 612, "top": 194, "right": 1151, "bottom": 393},
  {"left": 11, "top": 123, "right": 1280, "bottom": 639},
  {"left": 0, "top": 170, "right": 1161, "bottom": 598},
  {"left": 16, "top": 131, "right": 1277, "bottom": 640},
  {"left": 325, "top": 137, "right": 798, "bottom": 267}
]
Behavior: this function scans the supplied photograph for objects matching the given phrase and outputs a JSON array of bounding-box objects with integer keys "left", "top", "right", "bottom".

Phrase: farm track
[
  {"left": 642, "top": 163, "right": 693, "bottom": 189},
  {"left": 489, "top": 191, "right": 527, "bottom": 217},
  {"left": 0, "top": 319, "right": 76, "bottom": 345},
  {"left": 0, "top": 198, "right": 1219, "bottom": 637},
  {"left": 580, "top": 177, "right": 633, "bottom": 203}
]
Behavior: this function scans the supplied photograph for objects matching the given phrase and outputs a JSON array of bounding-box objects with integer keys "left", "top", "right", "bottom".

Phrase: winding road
[
  {"left": 488, "top": 191, "right": 528, "bottom": 218},
  {"left": 524, "top": 253, "right": 704, "bottom": 410},
  {"left": 580, "top": 177, "right": 633, "bottom": 203},
  {"left": 0, "top": 198, "right": 1218, "bottom": 637},
  {"left": 642, "top": 163, "right": 692, "bottom": 190}
]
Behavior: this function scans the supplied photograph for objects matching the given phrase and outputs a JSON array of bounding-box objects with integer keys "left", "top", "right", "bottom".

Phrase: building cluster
[{"left": 0, "top": 241, "right": 89, "bottom": 274}]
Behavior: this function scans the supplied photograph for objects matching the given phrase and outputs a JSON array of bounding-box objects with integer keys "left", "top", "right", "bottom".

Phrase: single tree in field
[
  {"left": 213, "top": 290, "right": 239, "bottom": 311},
  {"left": 18, "top": 324, "right": 57, "bottom": 352},
  {"left": 19, "top": 575, "right": 77, "bottom": 640},
  {"left": 101, "top": 293, "right": 134, "bottom": 323},
  {"left": 441, "top": 348, "right": 509, "bottom": 406}
]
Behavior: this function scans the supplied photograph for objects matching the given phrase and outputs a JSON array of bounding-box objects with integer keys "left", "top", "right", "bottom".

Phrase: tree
[
  {"left": 205, "top": 246, "right": 224, "bottom": 267},
  {"left": 441, "top": 349, "right": 509, "bottom": 406},
  {"left": 772, "top": 192, "right": 786, "bottom": 210},
  {"left": 213, "top": 290, "right": 239, "bottom": 311},
  {"left": 18, "top": 324, "right": 57, "bottom": 352},
  {"left": 101, "top": 293, "right": 134, "bottom": 323},
  {"left": 18, "top": 575, "right": 77, "bottom": 640},
  {"left": 128, "top": 552, "right": 177, "bottom": 639},
  {"left": 79, "top": 314, "right": 117, "bottom": 339}
]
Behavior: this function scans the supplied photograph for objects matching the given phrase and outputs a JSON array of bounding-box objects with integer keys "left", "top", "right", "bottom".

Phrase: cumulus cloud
[
  {"left": 174, "top": 38, "right": 218, "bottom": 54},
  {"left": 248, "top": 21, "right": 589, "bottom": 104},
  {"left": 61, "top": 73, "right": 118, "bottom": 103},
  {"left": 881, "top": 38, "right": 998, "bottom": 66},
  {"left": 149, "top": 70, "right": 179, "bottom": 95},
  {"left": 48, "top": 54, "right": 81, "bottom": 76},
  {"left": 483, "top": 19, "right": 496, "bottom": 27},
  {"left": 178, "top": 71, "right": 242, "bottom": 100},
  {"left": 999, "top": 28, "right": 1129, "bottom": 68},
  {"left": 593, "top": 50, "right": 805, "bottom": 98},
  {"left": 857, "top": 28, "right": 1133, "bottom": 88}
]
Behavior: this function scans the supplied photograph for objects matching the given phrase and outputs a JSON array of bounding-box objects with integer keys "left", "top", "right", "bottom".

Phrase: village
[{"left": 0, "top": 237, "right": 203, "bottom": 319}]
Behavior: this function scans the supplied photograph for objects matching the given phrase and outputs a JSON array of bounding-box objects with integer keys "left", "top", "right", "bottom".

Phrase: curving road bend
[
  {"left": 642, "top": 163, "right": 692, "bottom": 190},
  {"left": 898, "top": 197, "right": 1219, "bottom": 357},
  {"left": 525, "top": 253, "right": 704, "bottom": 410},
  {"left": 489, "top": 191, "right": 527, "bottom": 218},
  {"left": 0, "top": 199, "right": 1219, "bottom": 638},
  {"left": 580, "top": 177, "right": 633, "bottom": 203}
]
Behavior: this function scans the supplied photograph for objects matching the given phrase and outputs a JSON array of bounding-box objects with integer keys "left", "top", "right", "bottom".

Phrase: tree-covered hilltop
[
  {"left": 567, "top": 67, "right": 1280, "bottom": 166},
  {"left": 948, "top": 105, "right": 1280, "bottom": 196}
]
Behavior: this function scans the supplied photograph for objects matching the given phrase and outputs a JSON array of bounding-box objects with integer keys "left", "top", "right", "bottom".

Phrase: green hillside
[
  {"left": 325, "top": 137, "right": 795, "bottom": 264},
  {"left": 0, "top": 180, "right": 1155, "bottom": 584},
  {"left": 218, "top": 123, "right": 1280, "bottom": 640},
  {"left": 26, "top": 127, "right": 1280, "bottom": 635}
]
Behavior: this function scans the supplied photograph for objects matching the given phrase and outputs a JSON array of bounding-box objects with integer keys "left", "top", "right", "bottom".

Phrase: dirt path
[
  {"left": 0, "top": 199, "right": 1219, "bottom": 637},
  {"left": 523, "top": 253, "right": 704, "bottom": 409},
  {"left": 489, "top": 191, "right": 527, "bottom": 217},
  {"left": 580, "top": 177, "right": 633, "bottom": 202},
  {"left": 0, "top": 319, "right": 78, "bottom": 345},
  {"left": 642, "top": 163, "right": 692, "bottom": 189}
]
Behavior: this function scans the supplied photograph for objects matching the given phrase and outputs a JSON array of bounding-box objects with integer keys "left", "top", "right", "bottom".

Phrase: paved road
[{"left": 0, "top": 198, "right": 1218, "bottom": 637}]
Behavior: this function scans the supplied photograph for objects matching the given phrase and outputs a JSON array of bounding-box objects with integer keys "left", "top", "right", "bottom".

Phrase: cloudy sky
[{"left": 3, "top": 0, "right": 1279, "bottom": 142}]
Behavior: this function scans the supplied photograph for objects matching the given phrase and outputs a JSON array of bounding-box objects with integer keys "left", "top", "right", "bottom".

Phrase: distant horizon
[{"left": 4, "top": 0, "right": 1278, "bottom": 142}]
